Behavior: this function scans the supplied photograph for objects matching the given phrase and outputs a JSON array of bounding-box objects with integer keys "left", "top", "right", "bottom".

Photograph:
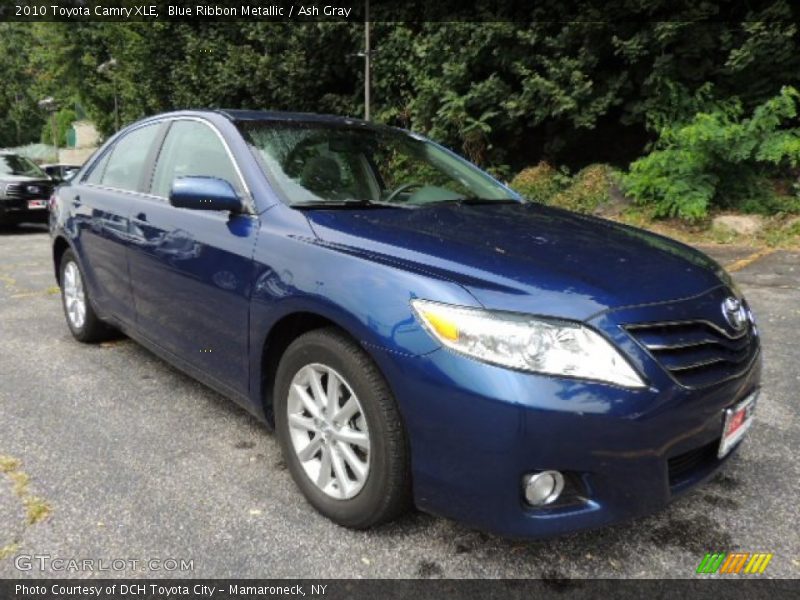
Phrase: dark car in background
[
  {"left": 49, "top": 110, "right": 760, "bottom": 538},
  {"left": 0, "top": 152, "right": 54, "bottom": 226},
  {"left": 42, "top": 163, "right": 81, "bottom": 183}
]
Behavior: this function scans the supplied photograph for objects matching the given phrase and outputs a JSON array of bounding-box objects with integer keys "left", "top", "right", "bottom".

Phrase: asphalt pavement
[{"left": 0, "top": 223, "right": 798, "bottom": 579}]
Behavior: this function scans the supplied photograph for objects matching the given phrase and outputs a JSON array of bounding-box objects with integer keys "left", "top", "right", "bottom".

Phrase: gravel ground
[{"left": 0, "top": 224, "right": 798, "bottom": 579}]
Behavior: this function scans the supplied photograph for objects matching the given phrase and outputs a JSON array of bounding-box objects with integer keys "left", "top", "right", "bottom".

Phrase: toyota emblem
[{"left": 722, "top": 297, "right": 747, "bottom": 332}]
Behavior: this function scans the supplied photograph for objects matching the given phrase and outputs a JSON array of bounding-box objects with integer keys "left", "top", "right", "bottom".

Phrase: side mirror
[{"left": 169, "top": 176, "right": 243, "bottom": 213}]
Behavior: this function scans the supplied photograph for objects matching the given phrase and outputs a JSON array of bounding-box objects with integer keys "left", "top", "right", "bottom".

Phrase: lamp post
[
  {"left": 364, "top": 0, "right": 371, "bottom": 121},
  {"left": 355, "top": 0, "right": 372, "bottom": 121},
  {"left": 37, "top": 97, "right": 59, "bottom": 155},
  {"left": 97, "top": 57, "right": 120, "bottom": 132}
]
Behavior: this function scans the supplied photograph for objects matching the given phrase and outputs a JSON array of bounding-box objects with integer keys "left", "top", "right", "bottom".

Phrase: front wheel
[
  {"left": 274, "top": 328, "right": 411, "bottom": 529},
  {"left": 59, "top": 249, "right": 113, "bottom": 343}
]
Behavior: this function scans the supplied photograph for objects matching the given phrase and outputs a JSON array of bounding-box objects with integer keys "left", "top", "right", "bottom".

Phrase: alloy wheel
[
  {"left": 63, "top": 261, "right": 86, "bottom": 330},
  {"left": 286, "top": 363, "right": 371, "bottom": 499}
]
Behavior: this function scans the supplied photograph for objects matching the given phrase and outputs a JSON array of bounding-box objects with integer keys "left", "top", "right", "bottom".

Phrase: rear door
[
  {"left": 72, "top": 122, "right": 164, "bottom": 324},
  {"left": 126, "top": 118, "right": 259, "bottom": 394}
]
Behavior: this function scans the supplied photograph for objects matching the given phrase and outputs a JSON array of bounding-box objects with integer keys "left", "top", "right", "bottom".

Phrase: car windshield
[
  {"left": 237, "top": 121, "right": 518, "bottom": 207},
  {"left": 0, "top": 155, "right": 46, "bottom": 178}
]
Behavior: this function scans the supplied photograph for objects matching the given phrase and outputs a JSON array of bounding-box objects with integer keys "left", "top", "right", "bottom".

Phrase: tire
[
  {"left": 274, "top": 327, "right": 411, "bottom": 529},
  {"left": 59, "top": 249, "right": 113, "bottom": 343}
]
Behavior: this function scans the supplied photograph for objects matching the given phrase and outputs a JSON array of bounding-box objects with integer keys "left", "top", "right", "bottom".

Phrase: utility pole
[
  {"left": 14, "top": 93, "right": 22, "bottom": 145},
  {"left": 364, "top": 0, "right": 371, "bottom": 121}
]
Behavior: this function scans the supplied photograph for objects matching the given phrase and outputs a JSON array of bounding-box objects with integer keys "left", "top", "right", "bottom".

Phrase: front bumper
[
  {"left": 374, "top": 287, "right": 761, "bottom": 538},
  {"left": 0, "top": 199, "right": 50, "bottom": 223},
  {"left": 380, "top": 347, "right": 759, "bottom": 538}
]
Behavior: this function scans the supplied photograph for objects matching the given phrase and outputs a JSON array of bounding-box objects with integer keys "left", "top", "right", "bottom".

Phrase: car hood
[
  {"left": 0, "top": 175, "right": 51, "bottom": 183},
  {"left": 304, "top": 202, "right": 725, "bottom": 320}
]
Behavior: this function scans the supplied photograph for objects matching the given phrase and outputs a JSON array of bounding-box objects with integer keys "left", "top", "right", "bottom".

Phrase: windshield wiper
[
  {"left": 293, "top": 199, "right": 409, "bottom": 210},
  {"left": 420, "top": 197, "right": 521, "bottom": 206}
]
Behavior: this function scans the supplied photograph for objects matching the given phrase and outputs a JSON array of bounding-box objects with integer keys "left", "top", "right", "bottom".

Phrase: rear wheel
[
  {"left": 59, "top": 249, "right": 113, "bottom": 343},
  {"left": 274, "top": 328, "right": 411, "bottom": 529}
]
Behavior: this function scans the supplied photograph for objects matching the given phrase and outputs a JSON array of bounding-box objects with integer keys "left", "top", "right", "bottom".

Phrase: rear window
[{"left": 97, "top": 124, "right": 161, "bottom": 192}]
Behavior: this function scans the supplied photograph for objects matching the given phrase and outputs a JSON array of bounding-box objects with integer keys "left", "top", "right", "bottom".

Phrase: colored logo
[{"left": 696, "top": 552, "right": 773, "bottom": 575}]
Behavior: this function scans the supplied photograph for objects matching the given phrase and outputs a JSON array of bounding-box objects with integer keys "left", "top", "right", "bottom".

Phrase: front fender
[{"left": 247, "top": 216, "right": 478, "bottom": 408}]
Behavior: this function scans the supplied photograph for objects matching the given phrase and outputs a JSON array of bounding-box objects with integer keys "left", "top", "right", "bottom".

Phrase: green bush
[
  {"left": 550, "top": 164, "right": 619, "bottom": 214},
  {"left": 737, "top": 182, "right": 800, "bottom": 215},
  {"left": 622, "top": 86, "right": 800, "bottom": 220},
  {"left": 511, "top": 162, "right": 619, "bottom": 214},
  {"left": 40, "top": 108, "right": 77, "bottom": 147},
  {"left": 509, "top": 161, "right": 569, "bottom": 203}
]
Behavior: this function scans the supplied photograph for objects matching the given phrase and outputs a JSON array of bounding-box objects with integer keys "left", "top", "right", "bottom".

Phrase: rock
[{"left": 712, "top": 215, "right": 765, "bottom": 236}]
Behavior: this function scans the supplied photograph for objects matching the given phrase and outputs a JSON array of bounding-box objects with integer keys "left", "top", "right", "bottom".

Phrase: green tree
[
  {"left": 5, "top": 2, "right": 800, "bottom": 176},
  {"left": 0, "top": 24, "right": 45, "bottom": 147},
  {"left": 40, "top": 108, "right": 77, "bottom": 147}
]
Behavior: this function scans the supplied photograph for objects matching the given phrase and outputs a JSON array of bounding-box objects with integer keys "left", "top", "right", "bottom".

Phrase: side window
[
  {"left": 100, "top": 124, "right": 161, "bottom": 192},
  {"left": 84, "top": 149, "right": 112, "bottom": 185},
  {"left": 150, "top": 121, "right": 241, "bottom": 199}
]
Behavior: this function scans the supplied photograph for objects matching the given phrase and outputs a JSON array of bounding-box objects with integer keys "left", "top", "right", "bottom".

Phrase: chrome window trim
[
  {"left": 81, "top": 120, "right": 160, "bottom": 186},
  {"left": 80, "top": 182, "right": 167, "bottom": 204},
  {"left": 81, "top": 116, "right": 255, "bottom": 214}
]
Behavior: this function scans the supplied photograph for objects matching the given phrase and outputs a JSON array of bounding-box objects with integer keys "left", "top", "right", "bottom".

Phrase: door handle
[{"left": 73, "top": 195, "right": 81, "bottom": 207}]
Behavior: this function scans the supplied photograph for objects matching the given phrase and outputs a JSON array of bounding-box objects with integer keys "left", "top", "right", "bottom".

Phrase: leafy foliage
[
  {"left": 623, "top": 86, "right": 800, "bottom": 219},
  {"left": 550, "top": 165, "right": 619, "bottom": 214},
  {"left": 509, "top": 162, "right": 569, "bottom": 202},
  {"left": 0, "top": 24, "right": 43, "bottom": 147},
  {"left": 511, "top": 162, "right": 619, "bottom": 214},
  {"left": 3, "top": 5, "right": 800, "bottom": 162},
  {"left": 40, "top": 108, "right": 77, "bottom": 147},
  {"left": 1, "top": 4, "right": 800, "bottom": 223}
]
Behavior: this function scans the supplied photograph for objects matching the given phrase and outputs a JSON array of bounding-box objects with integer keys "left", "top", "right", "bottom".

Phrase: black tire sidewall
[{"left": 274, "top": 330, "right": 405, "bottom": 528}]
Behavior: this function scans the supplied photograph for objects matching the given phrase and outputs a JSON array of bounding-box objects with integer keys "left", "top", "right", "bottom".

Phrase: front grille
[
  {"left": 3, "top": 182, "right": 52, "bottom": 200},
  {"left": 668, "top": 440, "right": 719, "bottom": 486},
  {"left": 625, "top": 319, "right": 759, "bottom": 388},
  {"left": 4, "top": 183, "right": 24, "bottom": 198}
]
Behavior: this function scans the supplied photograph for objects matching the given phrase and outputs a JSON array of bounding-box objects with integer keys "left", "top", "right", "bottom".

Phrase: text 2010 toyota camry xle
[{"left": 49, "top": 110, "right": 760, "bottom": 538}]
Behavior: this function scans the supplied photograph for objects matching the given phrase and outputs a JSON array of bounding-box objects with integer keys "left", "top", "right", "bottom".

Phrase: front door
[{"left": 126, "top": 119, "right": 259, "bottom": 395}]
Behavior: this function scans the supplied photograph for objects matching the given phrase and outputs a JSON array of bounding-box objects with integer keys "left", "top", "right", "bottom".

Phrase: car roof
[
  {"left": 140, "top": 109, "right": 385, "bottom": 131},
  {"left": 213, "top": 108, "right": 374, "bottom": 127},
  {"left": 130, "top": 109, "right": 407, "bottom": 139}
]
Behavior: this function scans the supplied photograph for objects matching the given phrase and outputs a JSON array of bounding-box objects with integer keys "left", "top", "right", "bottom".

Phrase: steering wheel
[{"left": 385, "top": 182, "right": 424, "bottom": 203}]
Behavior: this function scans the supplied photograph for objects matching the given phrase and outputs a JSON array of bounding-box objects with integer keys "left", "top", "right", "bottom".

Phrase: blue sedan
[{"left": 49, "top": 110, "right": 760, "bottom": 537}]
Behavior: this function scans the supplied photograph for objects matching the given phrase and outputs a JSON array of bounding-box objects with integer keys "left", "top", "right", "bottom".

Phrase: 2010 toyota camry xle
[{"left": 49, "top": 110, "right": 760, "bottom": 538}]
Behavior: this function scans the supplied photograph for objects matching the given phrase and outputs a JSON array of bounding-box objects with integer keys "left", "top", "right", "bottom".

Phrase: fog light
[{"left": 523, "top": 470, "right": 564, "bottom": 506}]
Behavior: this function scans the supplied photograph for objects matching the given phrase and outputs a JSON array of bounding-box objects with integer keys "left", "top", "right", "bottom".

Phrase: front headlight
[{"left": 411, "top": 300, "right": 646, "bottom": 389}]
